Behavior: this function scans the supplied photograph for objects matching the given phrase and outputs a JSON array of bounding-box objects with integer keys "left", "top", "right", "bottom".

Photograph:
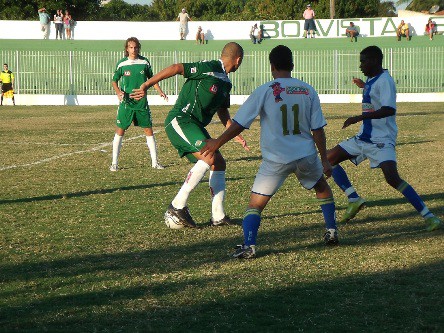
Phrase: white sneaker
[
  {"left": 109, "top": 164, "right": 118, "bottom": 172},
  {"left": 152, "top": 163, "right": 165, "bottom": 170}
]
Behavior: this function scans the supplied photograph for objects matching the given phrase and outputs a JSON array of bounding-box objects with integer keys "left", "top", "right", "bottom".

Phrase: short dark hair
[
  {"left": 361, "top": 45, "right": 383, "bottom": 65},
  {"left": 269, "top": 45, "right": 293, "bottom": 71},
  {"left": 124, "top": 37, "right": 141, "bottom": 57},
  {"left": 3, "top": 63, "right": 7, "bottom": 66}
]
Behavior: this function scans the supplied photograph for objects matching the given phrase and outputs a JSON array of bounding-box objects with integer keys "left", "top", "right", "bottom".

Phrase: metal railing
[{"left": 1, "top": 47, "right": 443, "bottom": 95}]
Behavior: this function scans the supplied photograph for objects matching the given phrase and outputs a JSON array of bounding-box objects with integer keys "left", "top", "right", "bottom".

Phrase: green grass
[
  {"left": 1, "top": 35, "right": 440, "bottom": 52},
  {"left": 0, "top": 103, "right": 443, "bottom": 332}
]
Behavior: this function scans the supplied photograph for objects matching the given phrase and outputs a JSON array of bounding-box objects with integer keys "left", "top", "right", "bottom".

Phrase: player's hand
[
  {"left": 199, "top": 138, "right": 219, "bottom": 158},
  {"left": 234, "top": 135, "right": 250, "bottom": 151},
  {"left": 130, "top": 83, "right": 149, "bottom": 100},
  {"left": 116, "top": 91, "right": 124, "bottom": 102},
  {"left": 322, "top": 160, "right": 332, "bottom": 179},
  {"left": 159, "top": 92, "right": 168, "bottom": 101},
  {"left": 352, "top": 78, "right": 365, "bottom": 88},
  {"left": 342, "top": 115, "right": 361, "bottom": 129}
]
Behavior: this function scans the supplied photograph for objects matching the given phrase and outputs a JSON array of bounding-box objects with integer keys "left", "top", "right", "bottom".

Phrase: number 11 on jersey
[{"left": 280, "top": 104, "right": 301, "bottom": 135}]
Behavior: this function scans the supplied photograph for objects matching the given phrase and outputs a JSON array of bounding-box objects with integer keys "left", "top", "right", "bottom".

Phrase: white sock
[
  {"left": 172, "top": 160, "right": 210, "bottom": 209},
  {"left": 209, "top": 170, "right": 226, "bottom": 221},
  {"left": 112, "top": 134, "right": 123, "bottom": 165},
  {"left": 146, "top": 135, "right": 158, "bottom": 166}
]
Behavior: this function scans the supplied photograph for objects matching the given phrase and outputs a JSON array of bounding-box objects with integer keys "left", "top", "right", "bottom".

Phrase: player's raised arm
[{"left": 131, "top": 63, "right": 184, "bottom": 100}]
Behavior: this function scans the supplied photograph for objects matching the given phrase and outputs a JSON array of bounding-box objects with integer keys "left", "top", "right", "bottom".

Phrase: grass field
[
  {"left": 0, "top": 103, "right": 443, "bottom": 332},
  {"left": 1, "top": 35, "right": 441, "bottom": 52}
]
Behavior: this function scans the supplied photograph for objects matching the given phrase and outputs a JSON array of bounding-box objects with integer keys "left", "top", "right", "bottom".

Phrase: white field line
[{"left": 0, "top": 134, "right": 146, "bottom": 171}]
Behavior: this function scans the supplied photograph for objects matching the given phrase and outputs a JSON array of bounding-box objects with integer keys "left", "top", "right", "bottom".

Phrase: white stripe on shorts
[{"left": 170, "top": 117, "right": 191, "bottom": 145}]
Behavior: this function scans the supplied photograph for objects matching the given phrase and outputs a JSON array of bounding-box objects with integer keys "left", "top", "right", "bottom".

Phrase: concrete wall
[
  {"left": 2, "top": 93, "right": 441, "bottom": 106},
  {"left": 1, "top": 16, "right": 443, "bottom": 40}
]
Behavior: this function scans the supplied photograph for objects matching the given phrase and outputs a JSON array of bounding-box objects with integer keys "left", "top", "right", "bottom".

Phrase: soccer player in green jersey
[
  {"left": 131, "top": 42, "right": 249, "bottom": 228},
  {"left": 110, "top": 37, "right": 168, "bottom": 172}
]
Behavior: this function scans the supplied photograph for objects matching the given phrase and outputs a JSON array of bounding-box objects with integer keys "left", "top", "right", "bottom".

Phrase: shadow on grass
[
  {"left": 0, "top": 177, "right": 248, "bottom": 205},
  {"left": 1, "top": 258, "right": 442, "bottom": 332}
]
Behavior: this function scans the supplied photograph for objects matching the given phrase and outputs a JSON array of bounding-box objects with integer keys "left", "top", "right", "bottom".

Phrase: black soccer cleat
[
  {"left": 166, "top": 204, "right": 197, "bottom": 228},
  {"left": 210, "top": 215, "right": 233, "bottom": 226},
  {"left": 232, "top": 244, "right": 256, "bottom": 259}
]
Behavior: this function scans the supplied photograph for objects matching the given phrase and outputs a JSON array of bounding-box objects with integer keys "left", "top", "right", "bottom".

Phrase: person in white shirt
[
  {"left": 250, "top": 23, "right": 262, "bottom": 44},
  {"left": 327, "top": 45, "right": 441, "bottom": 232},
  {"left": 200, "top": 45, "right": 338, "bottom": 259},
  {"left": 177, "top": 8, "right": 191, "bottom": 40}
]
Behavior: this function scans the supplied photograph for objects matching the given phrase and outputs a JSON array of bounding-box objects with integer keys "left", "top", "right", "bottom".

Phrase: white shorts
[
  {"left": 251, "top": 153, "right": 323, "bottom": 196},
  {"left": 339, "top": 136, "right": 396, "bottom": 168}
]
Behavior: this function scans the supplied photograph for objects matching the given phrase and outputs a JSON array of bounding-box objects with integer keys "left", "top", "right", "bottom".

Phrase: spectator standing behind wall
[
  {"left": 250, "top": 23, "right": 262, "bottom": 44},
  {"left": 303, "top": 4, "right": 316, "bottom": 38},
  {"left": 177, "top": 8, "right": 191, "bottom": 40},
  {"left": 64, "top": 10, "right": 73, "bottom": 40},
  {"left": 53, "top": 9, "right": 64, "bottom": 40},
  {"left": 425, "top": 18, "right": 436, "bottom": 40},
  {"left": 38, "top": 8, "right": 50, "bottom": 39}
]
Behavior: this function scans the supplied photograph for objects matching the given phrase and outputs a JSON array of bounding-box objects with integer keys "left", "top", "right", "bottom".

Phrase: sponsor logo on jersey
[
  {"left": 286, "top": 86, "right": 309, "bottom": 95},
  {"left": 181, "top": 103, "right": 190, "bottom": 113},
  {"left": 195, "top": 140, "right": 203, "bottom": 147},
  {"left": 124, "top": 71, "right": 131, "bottom": 76},
  {"left": 269, "top": 82, "right": 285, "bottom": 102},
  {"left": 362, "top": 102, "right": 375, "bottom": 112},
  {"left": 190, "top": 67, "right": 197, "bottom": 73},
  {"left": 140, "top": 70, "right": 144, "bottom": 74},
  {"left": 210, "top": 84, "right": 218, "bottom": 94}
]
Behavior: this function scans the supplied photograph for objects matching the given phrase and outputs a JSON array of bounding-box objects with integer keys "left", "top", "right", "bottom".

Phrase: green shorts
[
  {"left": 165, "top": 116, "right": 212, "bottom": 163},
  {"left": 116, "top": 103, "right": 152, "bottom": 130}
]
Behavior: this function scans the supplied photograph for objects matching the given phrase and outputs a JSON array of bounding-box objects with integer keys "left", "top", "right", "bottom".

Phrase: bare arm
[
  {"left": 312, "top": 127, "right": 332, "bottom": 178},
  {"left": 153, "top": 83, "right": 168, "bottom": 101},
  {"left": 130, "top": 63, "right": 184, "bottom": 100},
  {"left": 217, "top": 108, "right": 249, "bottom": 151},
  {"left": 343, "top": 106, "right": 395, "bottom": 129},
  {"left": 200, "top": 122, "right": 245, "bottom": 158},
  {"left": 111, "top": 81, "right": 123, "bottom": 101}
]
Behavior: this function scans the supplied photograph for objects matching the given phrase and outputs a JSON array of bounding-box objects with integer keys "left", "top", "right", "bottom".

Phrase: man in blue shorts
[
  {"left": 131, "top": 42, "right": 249, "bottom": 228},
  {"left": 200, "top": 45, "right": 338, "bottom": 259},
  {"left": 327, "top": 45, "right": 441, "bottom": 232}
]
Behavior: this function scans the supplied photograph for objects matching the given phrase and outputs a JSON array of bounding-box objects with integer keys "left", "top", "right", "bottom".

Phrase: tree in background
[{"left": 397, "top": 0, "right": 444, "bottom": 12}]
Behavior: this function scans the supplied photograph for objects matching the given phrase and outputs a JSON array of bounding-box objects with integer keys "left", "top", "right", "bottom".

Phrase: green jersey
[
  {"left": 112, "top": 55, "right": 153, "bottom": 110},
  {"left": 166, "top": 60, "right": 232, "bottom": 127}
]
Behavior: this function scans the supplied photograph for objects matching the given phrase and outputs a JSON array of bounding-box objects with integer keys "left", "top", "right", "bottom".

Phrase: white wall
[
  {"left": 0, "top": 16, "right": 443, "bottom": 40},
  {"left": 4, "top": 93, "right": 442, "bottom": 106}
]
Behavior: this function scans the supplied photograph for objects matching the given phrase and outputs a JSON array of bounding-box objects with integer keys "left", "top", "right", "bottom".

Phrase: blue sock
[
  {"left": 319, "top": 197, "right": 337, "bottom": 229},
  {"left": 397, "top": 181, "right": 432, "bottom": 218},
  {"left": 332, "top": 165, "right": 359, "bottom": 200},
  {"left": 242, "top": 208, "right": 261, "bottom": 246}
]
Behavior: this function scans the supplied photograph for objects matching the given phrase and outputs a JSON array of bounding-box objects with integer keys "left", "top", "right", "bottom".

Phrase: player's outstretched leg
[
  {"left": 381, "top": 161, "right": 441, "bottom": 231},
  {"left": 332, "top": 165, "right": 366, "bottom": 222}
]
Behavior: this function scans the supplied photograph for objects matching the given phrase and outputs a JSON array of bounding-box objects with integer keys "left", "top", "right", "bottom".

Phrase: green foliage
[
  {"left": 405, "top": 0, "right": 444, "bottom": 12},
  {"left": 0, "top": 0, "right": 399, "bottom": 21}
]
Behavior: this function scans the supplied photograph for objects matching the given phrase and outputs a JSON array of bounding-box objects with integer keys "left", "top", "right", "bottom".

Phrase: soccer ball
[{"left": 164, "top": 210, "right": 185, "bottom": 229}]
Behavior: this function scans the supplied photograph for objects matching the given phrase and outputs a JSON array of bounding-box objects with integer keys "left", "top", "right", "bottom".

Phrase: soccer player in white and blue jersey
[
  {"left": 200, "top": 45, "right": 338, "bottom": 258},
  {"left": 327, "top": 45, "right": 441, "bottom": 232}
]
